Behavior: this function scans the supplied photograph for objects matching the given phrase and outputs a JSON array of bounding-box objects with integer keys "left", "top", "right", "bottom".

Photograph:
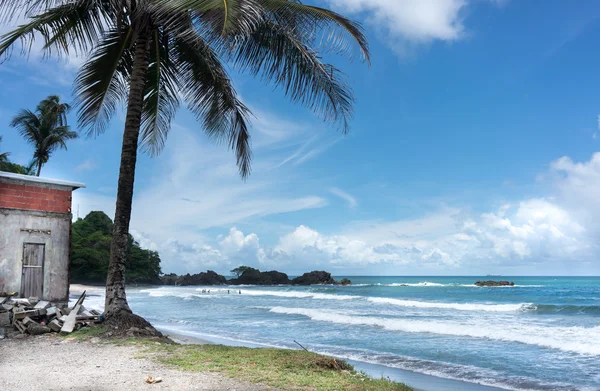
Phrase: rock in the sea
[
  {"left": 229, "top": 268, "right": 290, "bottom": 285},
  {"left": 474, "top": 280, "right": 515, "bottom": 287},
  {"left": 160, "top": 270, "right": 227, "bottom": 286},
  {"left": 339, "top": 278, "right": 352, "bottom": 286},
  {"left": 292, "top": 271, "right": 336, "bottom": 285}
]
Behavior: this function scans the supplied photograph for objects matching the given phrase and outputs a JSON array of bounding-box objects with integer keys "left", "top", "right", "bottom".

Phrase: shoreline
[{"left": 158, "top": 327, "right": 509, "bottom": 391}]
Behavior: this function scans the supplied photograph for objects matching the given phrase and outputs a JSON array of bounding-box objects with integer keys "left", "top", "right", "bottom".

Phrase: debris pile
[{"left": 0, "top": 290, "right": 100, "bottom": 337}]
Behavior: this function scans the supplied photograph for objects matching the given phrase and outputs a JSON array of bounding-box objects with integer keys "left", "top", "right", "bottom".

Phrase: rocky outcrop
[
  {"left": 160, "top": 270, "right": 227, "bottom": 286},
  {"left": 229, "top": 268, "right": 290, "bottom": 285},
  {"left": 474, "top": 280, "right": 515, "bottom": 287},
  {"left": 291, "top": 271, "right": 336, "bottom": 285},
  {"left": 159, "top": 268, "right": 348, "bottom": 286}
]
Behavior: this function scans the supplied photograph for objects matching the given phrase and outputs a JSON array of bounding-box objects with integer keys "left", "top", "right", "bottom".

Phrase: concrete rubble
[{"left": 0, "top": 290, "right": 101, "bottom": 337}]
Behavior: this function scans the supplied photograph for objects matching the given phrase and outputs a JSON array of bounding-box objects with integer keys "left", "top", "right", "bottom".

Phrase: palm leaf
[
  {"left": 10, "top": 109, "right": 42, "bottom": 146},
  {"left": 74, "top": 27, "right": 133, "bottom": 136},
  {"left": 229, "top": 19, "right": 354, "bottom": 131},
  {"left": 152, "top": 0, "right": 264, "bottom": 36},
  {"left": 173, "top": 32, "right": 252, "bottom": 177},
  {"left": 0, "top": 0, "right": 110, "bottom": 60},
  {"left": 259, "top": 0, "right": 370, "bottom": 63},
  {"left": 139, "top": 28, "right": 180, "bottom": 156}
]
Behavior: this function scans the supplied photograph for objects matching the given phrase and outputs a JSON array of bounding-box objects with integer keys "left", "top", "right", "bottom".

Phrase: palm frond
[
  {"left": 10, "top": 109, "right": 42, "bottom": 146},
  {"left": 74, "top": 26, "right": 133, "bottom": 136},
  {"left": 173, "top": 32, "right": 252, "bottom": 177},
  {"left": 46, "top": 125, "right": 78, "bottom": 150},
  {"left": 0, "top": 0, "right": 110, "bottom": 60},
  {"left": 139, "top": 28, "right": 180, "bottom": 156},
  {"left": 152, "top": 0, "right": 264, "bottom": 36},
  {"left": 0, "top": 0, "right": 65, "bottom": 22},
  {"left": 230, "top": 19, "right": 354, "bottom": 131},
  {"left": 260, "top": 0, "right": 370, "bottom": 63},
  {"left": 38, "top": 95, "right": 71, "bottom": 127}
]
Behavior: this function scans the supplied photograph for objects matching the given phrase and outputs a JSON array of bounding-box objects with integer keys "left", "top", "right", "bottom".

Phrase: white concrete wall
[{"left": 0, "top": 208, "right": 71, "bottom": 302}]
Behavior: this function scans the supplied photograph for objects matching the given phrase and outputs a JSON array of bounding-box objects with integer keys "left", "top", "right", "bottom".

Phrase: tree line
[{"left": 71, "top": 211, "right": 162, "bottom": 285}]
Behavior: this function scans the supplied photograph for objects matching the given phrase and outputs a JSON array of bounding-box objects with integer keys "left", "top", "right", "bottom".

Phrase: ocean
[{"left": 81, "top": 276, "right": 600, "bottom": 391}]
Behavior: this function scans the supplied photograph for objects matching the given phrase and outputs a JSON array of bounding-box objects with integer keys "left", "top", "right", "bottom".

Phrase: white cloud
[
  {"left": 322, "top": 0, "right": 501, "bottom": 55},
  {"left": 151, "top": 152, "right": 600, "bottom": 275},
  {"left": 329, "top": 187, "right": 358, "bottom": 208}
]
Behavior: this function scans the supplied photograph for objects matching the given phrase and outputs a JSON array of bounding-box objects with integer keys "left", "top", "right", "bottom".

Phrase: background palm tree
[
  {"left": 10, "top": 95, "right": 78, "bottom": 176},
  {"left": 0, "top": 0, "right": 369, "bottom": 327},
  {"left": 0, "top": 136, "right": 9, "bottom": 163}
]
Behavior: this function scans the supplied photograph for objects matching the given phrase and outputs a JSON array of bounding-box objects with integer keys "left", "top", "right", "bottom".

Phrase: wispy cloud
[
  {"left": 75, "top": 159, "right": 97, "bottom": 173},
  {"left": 329, "top": 187, "right": 358, "bottom": 208}
]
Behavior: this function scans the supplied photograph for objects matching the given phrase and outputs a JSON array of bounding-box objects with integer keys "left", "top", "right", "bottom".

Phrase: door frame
[{"left": 20, "top": 242, "right": 46, "bottom": 298}]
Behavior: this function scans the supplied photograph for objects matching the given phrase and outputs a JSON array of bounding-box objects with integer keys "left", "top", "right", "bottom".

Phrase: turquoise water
[{"left": 93, "top": 277, "right": 600, "bottom": 390}]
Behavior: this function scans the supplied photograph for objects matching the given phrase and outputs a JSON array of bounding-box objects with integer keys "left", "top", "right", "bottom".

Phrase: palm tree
[
  {"left": 0, "top": 136, "right": 9, "bottom": 163},
  {"left": 10, "top": 95, "right": 78, "bottom": 176},
  {"left": 0, "top": 0, "right": 369, "bottom": 326}
]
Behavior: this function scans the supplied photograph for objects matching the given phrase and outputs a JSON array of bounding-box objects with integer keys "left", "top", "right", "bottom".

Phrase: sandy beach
[{"left": 0, "top": 334, "right": 275, "bottom": 391}]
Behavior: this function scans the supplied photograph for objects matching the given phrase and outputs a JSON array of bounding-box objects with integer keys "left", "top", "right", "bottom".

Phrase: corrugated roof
[{"left": 0, "top": 171, "right": 86, "bottom": 190}]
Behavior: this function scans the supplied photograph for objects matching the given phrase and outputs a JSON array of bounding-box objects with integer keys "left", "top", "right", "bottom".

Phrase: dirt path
[{"left": 0, "top": 334, "right": 275, "bottom": 391}]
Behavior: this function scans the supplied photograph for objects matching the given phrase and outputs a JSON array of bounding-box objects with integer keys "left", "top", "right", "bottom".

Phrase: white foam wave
[
  {"left": 368, "top": 297, "right": 530, "bottom": 312},
  {"left": 387, "top": 282, "right": 445, "bottom": 287},
  {"left": 139, "top": 287, "right": 360, "bottom": 301},
  {"left": 238, "top": 289, "right": 361, "bottom": 301},
  {"left": 269, "top": 307, "right": 600, "bottom": 356}
]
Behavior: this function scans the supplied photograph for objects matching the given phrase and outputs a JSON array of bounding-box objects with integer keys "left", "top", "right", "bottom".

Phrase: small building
[{"left": 0, "top": 172, "right": 85, "bottom": 305}]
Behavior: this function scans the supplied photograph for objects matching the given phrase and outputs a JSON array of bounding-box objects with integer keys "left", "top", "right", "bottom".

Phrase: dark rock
[
  {"left": 474, "top": 280, "right": 515, "bottom": 287},
  {"left": 339, "top": 278, "right": 352, "bottom": 286},
  {"left": 160, "top": 270, "right": 227, "bottom": 286},
  {"left": 292, "top": 271, "right": 336, "bottom": 285},
  {"left": 229, "top": 268, "right": 290, "bottom": 285}
]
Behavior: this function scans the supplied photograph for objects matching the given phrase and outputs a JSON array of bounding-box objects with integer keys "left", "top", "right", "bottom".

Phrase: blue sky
[{"left": 1, "top": 0, "right": 600, "bottom": 276}]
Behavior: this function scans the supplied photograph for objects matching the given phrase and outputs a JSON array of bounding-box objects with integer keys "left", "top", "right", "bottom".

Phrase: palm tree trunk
[
  {"left": 104, "top": 31, "right": 150, "bottom": 318},
  {"left": 36, "top": 160, "right": 42, "bottom": 176}
]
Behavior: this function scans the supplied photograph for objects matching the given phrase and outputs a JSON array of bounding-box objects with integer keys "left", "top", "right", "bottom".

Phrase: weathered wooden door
[{"left": 21, "top": 243, "right": 45, "bottom": 298}]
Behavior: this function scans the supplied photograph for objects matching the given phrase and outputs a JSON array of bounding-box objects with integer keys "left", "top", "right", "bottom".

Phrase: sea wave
[
  {"left": 524, "top": 303, "right": 600, "bottom": 315},
  {"left": 140, "top": 287, "right": 361, "bottom": 301},
  {"left": 368, "top": 297, "right": 531, "bottom": 312},
  {"left": 269, "top": 307, "right": 600, "bottom": 355},
  {"left": 354, "top": 282, "right": 544, "bottom": 288},
  {"left": 234, "top": 289, "right": 361, "bottom": 300},
  {"left": 309, "top": 345, "right": 586, "bottom": 391}
]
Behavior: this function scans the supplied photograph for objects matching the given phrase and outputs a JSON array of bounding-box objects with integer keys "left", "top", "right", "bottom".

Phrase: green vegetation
[
  {"left": 0, "top": 135, "right": 36, "bottom": 175},
  {"left": 71, "top": 211, "right": 161, "bottom": 284},
  {"left": 230, "top": 265, "right": 253, "bottom": 278},
  {"left": 9, "top": 95, "right": 77, "bottom": 176},
  {"left": 62, "top": 326, "right": 108, "bottom": 341},
  {"left": 158, "top": 344, "right": 413, "bottom": 391}
]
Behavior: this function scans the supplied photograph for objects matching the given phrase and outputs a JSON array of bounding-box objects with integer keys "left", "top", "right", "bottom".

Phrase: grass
[
  {"left": 61, "top": 325, "right": 108, "bottom": 340},
  {"left": 67, "top": 327, "right": 413, "bottom": 391},
  {"left": 147, "top": 344, "right": 412, "bottom": 391}
]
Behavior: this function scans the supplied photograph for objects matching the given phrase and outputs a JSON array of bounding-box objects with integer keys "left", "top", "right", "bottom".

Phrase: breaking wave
[
  {"left": 269, "top": 307, "right": 600, "bottom": 355},
  {"left": 368, "top": 297, "right": 531, "bottom": 312}
]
